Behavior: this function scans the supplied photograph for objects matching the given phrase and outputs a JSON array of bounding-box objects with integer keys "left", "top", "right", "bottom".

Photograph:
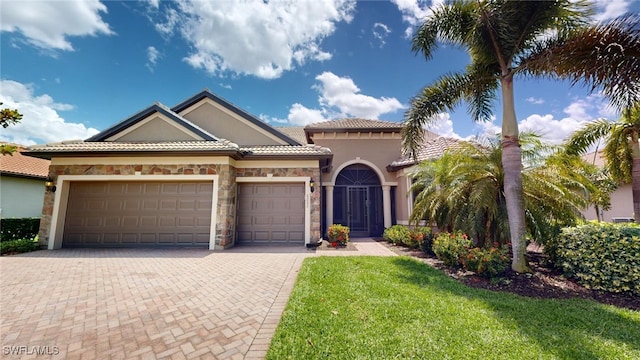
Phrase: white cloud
[
  {"left": 526, "top": 97, "right": 545, "bottom": 105},
  {"left": 471, "top": 94, "right": 620, "bottom": 144},
  {"left": 0, "top": 80, "right": 99, "bottom": 145},
  {"left": 593, "top": 0, "right": 632, "bottom": 22},
  {"left": 315, "top": 72, "right": 405, "bottom": 119},
  {"left": 390, "top": 0, "right": 441, "bottom": 37},
  {"left": 0, "top": 0, "right": 113, "bottom": 51},
  {"left": 424, "top": 113, "right": 463, "bottom": 138},
  {"left": 156, "top": 0, "right": 355, "bottom": 79},
  {"left": 287, "top": 104, "right": 329, "bottom": 126},
  {"left": 271, "top": 72, "right": 404, "bottom": 126},
  {"left": 146, "top": 46, "right": 161, "bottom": 72},
  {"left": 372, "top": 23, "right": 391, "bottom": 47},
  {"left": 219, "top": 83, "right": 232, "bottom": 90}
]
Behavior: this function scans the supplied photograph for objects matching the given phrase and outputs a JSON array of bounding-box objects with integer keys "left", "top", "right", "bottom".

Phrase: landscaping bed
[{"left": 378, "top": 239, "right": 639, "bottom": 311}]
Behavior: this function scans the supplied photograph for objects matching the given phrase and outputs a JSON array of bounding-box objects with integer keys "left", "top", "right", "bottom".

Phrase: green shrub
[
  {"left": 383, "top": 225, "right": 411, "bottom": 245},
  {"left": 553, "top": 222, "right": 640, "bottom": 295},
  {"left": 0, "top": 239, "right": 40, "bottom": 254},
  {"left": 432, "top": 232, "right": 472, "bottom": 267},
  {"left": 0, "top": 218, "right": 40, "bottom": 242},
  {"left": 462, "top": 245, "right": 510, "bottom": 278},
  {"left": 411, "top": 226, "right": 434, "bottom": 253}
]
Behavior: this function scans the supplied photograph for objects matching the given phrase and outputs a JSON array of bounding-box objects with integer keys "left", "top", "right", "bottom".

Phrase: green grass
[{"left": 267, "top": 256, "right": 640, "bottom": 360}]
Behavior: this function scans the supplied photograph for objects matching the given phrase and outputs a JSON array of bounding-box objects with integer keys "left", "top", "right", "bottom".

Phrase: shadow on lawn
[{"left": 391, "top": 257, "right": 640, "bottom": 359}]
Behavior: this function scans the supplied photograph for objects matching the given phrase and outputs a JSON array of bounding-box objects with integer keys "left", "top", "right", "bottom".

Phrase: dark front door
[
  {"left": 348, "top": 186, "right": 369, "bottom": 237},
  {"left": 333, "top": 164, "right": 383, "bottom": 237}
]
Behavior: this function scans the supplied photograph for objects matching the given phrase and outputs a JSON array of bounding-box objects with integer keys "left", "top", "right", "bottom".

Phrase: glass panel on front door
[{"left": 348, "top": 186, "right": 369, "bottom": 233}]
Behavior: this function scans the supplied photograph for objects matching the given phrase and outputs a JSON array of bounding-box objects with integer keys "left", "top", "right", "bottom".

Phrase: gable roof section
[
  {"left": 0, "top": 145, "right": 50, "bottom": 179},
  {"left": 172, "top": 90, "right": 300, "bottom": 145},
  {"left": 387, "top": 136, "right": 466, "bottom": 171},
  {"left": 86, "top": 103, "right": 218, "bottom": 142}
]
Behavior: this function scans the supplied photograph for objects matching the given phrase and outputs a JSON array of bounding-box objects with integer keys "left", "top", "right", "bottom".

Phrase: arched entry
[{"left": 333, "top": 164, "right": 384, "bottom": 237}]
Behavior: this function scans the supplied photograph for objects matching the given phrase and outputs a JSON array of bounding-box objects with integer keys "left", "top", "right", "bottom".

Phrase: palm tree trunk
[
  {"left": 631, "top": 132, "right": 640, "bottom": 223},
  {"left": 501, "top": 76, "right": 530, "bottom": 273}
]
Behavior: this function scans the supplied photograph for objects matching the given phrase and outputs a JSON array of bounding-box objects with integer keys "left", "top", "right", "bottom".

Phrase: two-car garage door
[
  {"left": 63, "top": 181, "right": 213, "bottom": 248},
  {"left": 61, "top": 181, "right": 306, "bottom": 248}
]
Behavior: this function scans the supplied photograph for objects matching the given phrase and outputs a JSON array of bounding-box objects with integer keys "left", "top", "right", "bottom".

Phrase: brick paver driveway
[{"left": 0, "top": 247, "right": 313, "bottom": 360}]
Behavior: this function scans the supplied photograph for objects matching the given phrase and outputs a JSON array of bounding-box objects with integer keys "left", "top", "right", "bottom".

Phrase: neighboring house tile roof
[
  {"left": 582, "top": 150, "right": 607, "bottom": 167},
  {"left": 305, "top": 118, "right": 404, "bottom": 130},
  {"left": 275, "top": 127, "right": 308, "bottom": 144},
  {"left": 0, "top": 145, "right": 50, "bottom": 179},
  {"left": 387, "top": 136, "right": 467, "bottom": 171}
]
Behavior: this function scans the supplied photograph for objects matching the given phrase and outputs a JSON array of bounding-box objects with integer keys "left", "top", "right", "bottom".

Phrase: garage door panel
[
  {"left": 237, "top": 183, "right": 304, "bottom": 245},
  {"left": 63, "top": 181, "right": 213, "bottom": 248}
]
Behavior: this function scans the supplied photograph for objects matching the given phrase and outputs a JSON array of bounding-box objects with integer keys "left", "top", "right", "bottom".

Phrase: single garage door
[
  {"left": 236, "top": 183, "right": 305, "bottom": 244},
  {"left": 63, "top": 181, "right": 213, "bottom": 247}
]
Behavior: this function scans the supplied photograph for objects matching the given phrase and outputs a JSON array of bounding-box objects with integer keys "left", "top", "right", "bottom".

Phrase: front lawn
[{"left": 267, "top": 257, "right": 640, "bottom": 359}]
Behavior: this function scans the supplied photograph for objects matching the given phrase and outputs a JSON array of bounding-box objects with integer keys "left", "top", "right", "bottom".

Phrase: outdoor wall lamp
[
  {"left": 45, "top": 176, "right": 56, "bottom": 193},
  {"left": 309, "top": 178, "right": 315, "bottom": 193}
]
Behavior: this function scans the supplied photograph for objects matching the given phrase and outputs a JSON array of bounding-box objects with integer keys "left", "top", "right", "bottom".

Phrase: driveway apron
[{"left": 0, "top": 240, "right": 394, "bottom": 359}]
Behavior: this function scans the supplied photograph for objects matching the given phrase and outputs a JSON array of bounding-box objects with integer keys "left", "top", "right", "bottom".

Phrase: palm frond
[
  {"left": 564, "top": 119, "right": 614, "bottom": 155},
  {"left": 522, "top": 14, "right": 640, "bottom": 112},
  {"left": 402, "top": 72, "right": 473, "bottom": 158}
]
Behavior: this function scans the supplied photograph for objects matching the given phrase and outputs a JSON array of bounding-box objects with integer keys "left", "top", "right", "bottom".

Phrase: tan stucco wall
[
  {"left": 583, "top": 184, "right": 634, "bottom": 222},
  {"left": 313, "top": 137, "right": 402, "bottom": 184},
  {"left": 181, "top": 102, "right": 285, "bottom": 146},
  {"left": 394, "top": 169, "right": 412, "bottom": 224},
  {"left": 0, "top": 176, "right": 45, "bottom": 218},
  {"left": 114, "top": 116, "right": 199, "bottom": 141}
]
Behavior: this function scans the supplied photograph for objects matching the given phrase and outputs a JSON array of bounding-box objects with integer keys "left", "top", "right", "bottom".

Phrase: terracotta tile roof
[
  {"left": 0, "top": 145, "right": 50, "bottom": 178},
  {"left": 388, "top": 136, "right": 467, "bottom": 171},
  {"left": 305, "top": 118, "right": 403, "bottom": 130},
  {"left": 582, "top": 150, "right": 606, "bottom": 167},
  {"left": 275, "top": 127, "right": 308, "bottom": 144},
  {"left": 240, "top": 145, "right": 331, "bottom": 156},
  {"left": 23, "top": 141, "right": 332, "bottom": 159},
  {"left": 25, "top": 140, "right": 240, "bottom": 156}
]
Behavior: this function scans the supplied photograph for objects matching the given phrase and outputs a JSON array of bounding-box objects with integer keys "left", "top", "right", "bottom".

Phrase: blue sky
[{"left": 0, "top": 0, "right": 637, "bottom": 146}]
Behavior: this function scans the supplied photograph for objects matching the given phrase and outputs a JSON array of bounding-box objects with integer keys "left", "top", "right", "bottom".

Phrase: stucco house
[
  {"left": 0, "top": 145, "right": 50, "bottom": 218},
  {"left": 581, "top": 150, "right": 634, "bottom": 222},
  {"left": 25, "top": 90, "right": 454, "bottom": 250}
]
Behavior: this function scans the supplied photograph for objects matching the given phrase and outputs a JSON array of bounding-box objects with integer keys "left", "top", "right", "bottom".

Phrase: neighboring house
[
  {"left": 581, "top": 150, "right": 634, "bottom": 222},
  {"left": 0, "top": 145, "right": 50, "bottom": 218},
  {"left": 25, "top": 90, "right": 456, "bottom": 250}
]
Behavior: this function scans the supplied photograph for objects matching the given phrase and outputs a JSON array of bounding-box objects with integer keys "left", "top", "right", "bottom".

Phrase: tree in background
[{"left": 1, "top": 102, "right": 23, "bottom": 155}]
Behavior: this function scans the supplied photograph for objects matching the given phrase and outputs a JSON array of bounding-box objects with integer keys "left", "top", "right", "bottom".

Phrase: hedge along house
[{"left": 25, "top": 90, "right": 332, "bottom": 250}]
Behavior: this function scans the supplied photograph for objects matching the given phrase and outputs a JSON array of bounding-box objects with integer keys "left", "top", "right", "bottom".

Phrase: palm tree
[
  {"left": 403, "top": 1, "right": 591, "bottom": 272},
  {"left": 565, "top": 106, "right": 640, "bottom": 221},
  {"left": 410, "top": 134, "right": 594, "bottom": 251}
]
